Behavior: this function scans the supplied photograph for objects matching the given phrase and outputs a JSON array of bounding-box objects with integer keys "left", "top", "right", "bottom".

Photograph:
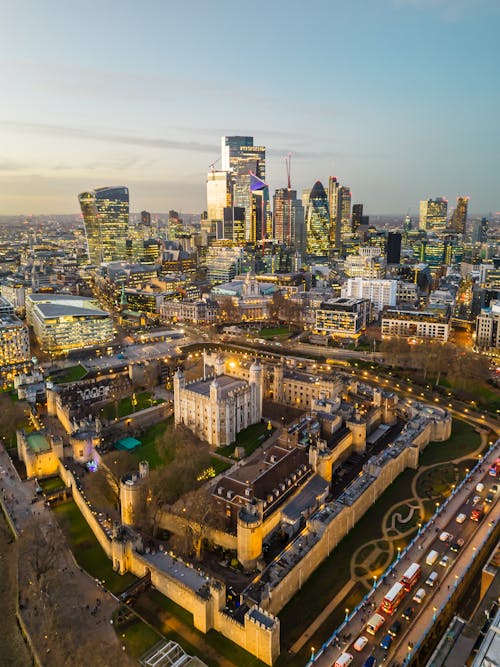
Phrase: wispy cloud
[{"left": 0, "top": 120, "right": 334, "bottom": 160}]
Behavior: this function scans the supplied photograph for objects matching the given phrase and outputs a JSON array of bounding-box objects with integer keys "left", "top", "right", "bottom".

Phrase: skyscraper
[
  {"left": 352, "top": 204, "right": 363, "bottom": 233},
  {"left": 78, "top": 186, "right": 129, "bottom": 264},
  {"left": 386, "top": 232, "right": 402, "bottom": 264},
  {"left": 207, "top": 170, "right": 232, "bottom": 222},
  {"left": 419, "top": 197, "right": 448, "bottom": 232},
  {"left": 327, "top": 176, "right": 340, "bottom": 248},
  {"left": 306, "top": 181, "right": 330, "bottom": 258},
  {"left": 140, "top": 210, "right": 151, "bottom": 227},
  {"left": 472, "top": 217, "right": 489, "bottom": 245},
  {"left": 221, "top": 136, "right": 266, "bottom": 241},
  {"left": 339, "top": 186, "right": 352, "bottom": 242},
  {"left": 273, "top": 187, "right": 305, "bottom": 248},
  {"left": 449, "top": 196, "right": 469, "bottom": 234},
  {"left": 250, "top": 173, "right": 271, "bottom": 244}
]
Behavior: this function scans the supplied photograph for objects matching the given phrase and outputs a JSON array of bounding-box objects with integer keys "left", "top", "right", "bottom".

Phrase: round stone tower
[
  {"left": 237, "top": 501, "right": 263, "bottom": 570},
  {"left": 120, "top": 462, "right": 149, "bottom": 526}
]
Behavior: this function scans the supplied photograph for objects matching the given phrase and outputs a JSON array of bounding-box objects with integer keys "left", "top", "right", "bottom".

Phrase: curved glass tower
[
  {"left": 78, "top": 186, "right": 129, "bottom": 264},
  {"left": 306, "top": 180, "right": 330, "bottom": 258}
]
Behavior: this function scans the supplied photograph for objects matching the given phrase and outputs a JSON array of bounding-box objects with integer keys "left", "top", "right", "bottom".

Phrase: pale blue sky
[{"left": 0, "top": 0, "right": 498, "bottom": 215}]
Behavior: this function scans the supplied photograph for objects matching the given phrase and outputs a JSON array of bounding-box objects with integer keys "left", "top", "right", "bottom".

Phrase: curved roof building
[
  {"left": 78, "top": 186, "right": 129, "bottom": 264},
  {"left": 306, "top": 180, "right": 330, "bottom": 258}
]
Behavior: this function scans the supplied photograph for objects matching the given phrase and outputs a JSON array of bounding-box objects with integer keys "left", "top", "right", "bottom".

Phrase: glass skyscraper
[
  {"left": 419, "top": 197, "right": 448, "bottom": 232},
  {"left": 306, "top": 181, "right": 330, "bottom": 258},
  {"left": 78, "top": 186, "right": 129, "bottom": 264}
]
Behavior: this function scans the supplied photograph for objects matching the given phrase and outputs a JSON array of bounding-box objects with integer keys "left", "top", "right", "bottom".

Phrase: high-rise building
[
  {"left": 386, "top": 232, "right": 402, "bottom": 264},
  {"left": 472, "top": 217, "right": 489, "bottom": 245},
  {"left": 273, "top": 188, "right": 305, "bottom": 249},
  {"left": 221, "top": 137, "right": 266, "bottom": 241},
  {"left": 419, "top": 197, "right": 448, "bottom": 232},
  {"left": 222, "top": 207, "right": 246, "bottom": 243},
  {"left": 352, "top": 204, "right": 363, "bottom": 233},
  {"left": 339, "top": 186, "right": 352, "bottom": 242},
  {"left": 306, "top": 181, "right": 330, "bottom": 258},
  {"left": 449, "top": 196, "right": 469, "bottom": 234},
  {"left": 250, "top": 174, "right": 271, "bottom": 244},
  {"left": 327, "top": 176, "right": 340, "bottom": 248},
  {"left": 78, "top": 186, "right": 129, "bottom": 264},
  {"left": 207, "top": 170, "right": 232, "bottom": 222},
  {"left": 302, "top": 188, "right": 311, "bottom": 212},
  {"left": 140, "top": 210, "right": 151, "bottom": 227}
]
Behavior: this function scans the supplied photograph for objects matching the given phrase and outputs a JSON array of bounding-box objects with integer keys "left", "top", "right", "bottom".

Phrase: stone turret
[
  {"left": 120, "top": 462, "right": 149, "bottom": 526},
  {"left": 249, "top": 360, "right": 263, "bottom": 420},
  {"left": 173, "top": 367, "right": 185, "bottom": 426},
  {"left": 346, "top": 416, "right": 367, "bottom": 452},
  {"left": 237, "top": 501, "right": 263, "bottom": 570},
  {"left": 309, "top": 439, "right": 335, "bottom": 482}
]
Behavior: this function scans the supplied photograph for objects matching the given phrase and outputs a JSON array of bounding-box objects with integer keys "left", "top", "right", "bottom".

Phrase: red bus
[
  {"left": 381, "top": 582, "right": 406, "bottom": 615},
  {"left": 400, "top": 562, "right": 422, "bottom": 592}
]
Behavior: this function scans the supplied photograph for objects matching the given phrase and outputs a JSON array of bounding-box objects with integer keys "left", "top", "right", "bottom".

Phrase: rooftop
[{"left": 187, "top": 374, "right": 247, "bottom": 398}]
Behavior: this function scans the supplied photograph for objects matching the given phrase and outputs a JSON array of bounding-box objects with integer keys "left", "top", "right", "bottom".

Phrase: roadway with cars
[{"left": 310, "top": 443, "right": 500, "bottom": 667}]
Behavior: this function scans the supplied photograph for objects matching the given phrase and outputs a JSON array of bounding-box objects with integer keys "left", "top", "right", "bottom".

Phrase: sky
[{"left": 0, "top": 0, "right": 499, "bottom": 216}]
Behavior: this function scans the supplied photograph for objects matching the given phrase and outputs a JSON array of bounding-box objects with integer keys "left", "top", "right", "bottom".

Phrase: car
[
  {"left": 491, "top": 484, "right": 499, "bottom": 494},
  {"left": 476, "top": 483, "right": 485, "bottom": 493},
  {"left": 413, "top": 587, "right": 426, "bottom": 604},
  {"left": 472, "top": 495, "right": 481, "bottom": 506},
  {"left": 450, "top": 538, "right": 465, "bottom": 552},
  {"left": 439, "top": 555, "right": 450, "bottom": 567},
  {"left": 485, "top": 493, "right": 494, "bottom": 504},
  {"left": 353, "top": 635, "right": 369, "bottom": 652},
  {"left": 362, "top": 658, "right": 376, "bottom": 667},
  {"left": 439, "top": 531, "right": 454, "bottom": 542},
  {"left": 380, "top": 633, "right": 393, "bottom": 650},
  {"left": 455, "top": 513, "right": 467, "bottom": 524},
  {"left": 388, "top": 620, "right": 401, "bottom": 637},
  {"left": 471, "top": 508, "right": 484, "bottom": 521},
  {"left": 402, "top": 606, "right": 415, "bottom": 620},
  {"left": 426, "top": 571, "right": 439, "bottom": 587}
]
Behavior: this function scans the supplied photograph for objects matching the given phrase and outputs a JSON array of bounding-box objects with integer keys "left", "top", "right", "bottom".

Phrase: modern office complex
[
  {"left": 206, "top": 170, "right": 232, "bottom": 222},
  {"left": 0, "top": 295, "right": 31, "bottom": 385},
  {"left": 26, "top": 294, "right": 114, "bottom": 354},
  {"left": 341, "top": 277, "right": 397, "bottom": 313},
  {"left": 273, "top": 187, "right": 305, "bottom": 249},
  {"left": 475, "top": 301, "right": 500, "bottom": 351},
  {"left": 419, "top": 197, "right": 448, "bottom": 232},
  {"left": 306, "top": 180, "right": 330, "bottom": 257},
  {"left": 78, "top": 186, "right": 129, "bottom": 264},
  {"left": 449, "top": 196, "right": 469, "bottom": 234}
]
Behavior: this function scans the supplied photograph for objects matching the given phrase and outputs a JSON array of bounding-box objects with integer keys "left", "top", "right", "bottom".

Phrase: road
[{"left": 311, "top": 442, "right": 500, "bottom": 667}]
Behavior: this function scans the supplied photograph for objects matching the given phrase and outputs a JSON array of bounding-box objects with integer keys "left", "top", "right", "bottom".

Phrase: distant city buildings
[
  {"left": 78, "top": 186, "right": 129, "bottom": 264},
  {"left": 306, "top": 181, "right": 330, "bottom": 258},
  {"left": 419, "top": 197, "right": 448, "bottom": 233},
  {"left": 0, "top": 295, "right": 30, "bottom": 386}
]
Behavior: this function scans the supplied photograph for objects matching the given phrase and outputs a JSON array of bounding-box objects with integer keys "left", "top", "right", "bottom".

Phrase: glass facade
[
  {"left": 78, "top": 186, "right": 129, "bottom": 264},
  {"left": 419, "top": 197, "right": 448, "bottom": 232},
  {"left": 306, "top": 181, "right": 330, "bottom": 258}
]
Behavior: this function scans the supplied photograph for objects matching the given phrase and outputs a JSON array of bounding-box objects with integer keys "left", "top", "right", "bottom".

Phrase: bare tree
[{"left": 171, "top": 487, "right": 224, "bottom": 560}]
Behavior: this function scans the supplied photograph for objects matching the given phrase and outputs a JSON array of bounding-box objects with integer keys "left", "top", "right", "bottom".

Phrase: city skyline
[{"left": 1, "top": 0, "right": 499, "bottom": 215}]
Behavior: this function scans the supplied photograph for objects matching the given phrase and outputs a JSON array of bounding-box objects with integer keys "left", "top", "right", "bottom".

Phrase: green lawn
[
  {"left": 38, "top": 476, "right": 65, "bottom": 494},
  {"left": 218, "top": 421, "right": 272, "bottom": 458},
  {"left": 118, "top": 618, "right": 163, "bottom": 659},
  {"left": 420, "top": 419, "right": 482, "bottom": 465},
  {"left": 125, "top": 420, "right": 172, "bottom": 470},
  {"left": 259, "top": 327, "right": 290, "bottom": 338},
  {"left": 102, "top": 391, "right": 164, "bottom": 421},
  {"left": 49, "top": 364, "right": 88, "bottom": 384},
  {"left": 52, "top": 500, "right": 136, "bottom": 594},
  {"left": 209, "top": 456, "right": 232, "bottom": 476}
]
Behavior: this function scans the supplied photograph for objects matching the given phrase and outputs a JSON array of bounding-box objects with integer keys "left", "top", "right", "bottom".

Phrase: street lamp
[
  {"left": 397, "top": 547, "right": 401, "bottom": 560},
  {"left": 373, "top": 575, "right": 377, "bottom": 589},
  {"left": 345, "top": 608, "right": 349, "bottom": 621},
  {"left": 311, "top": 647, "right": 315, "bottom": 660},
  {"left": 435, "top": 502, "right": 440, "bottom": 513},
  {"left": 418, "top": 522, "right": 422, "bottom": 535},
  {"left": 433, "top": 606, "right": 437, "bottom": 621}
]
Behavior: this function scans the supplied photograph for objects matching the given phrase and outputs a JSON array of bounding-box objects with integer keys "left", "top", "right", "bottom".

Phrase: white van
[
  {"left": 476, "top": 483, "right": 484, "bottom": 493},
  {"left": 413, "top": 587, "right": 426, "bottom": 604},
  {"left": 334, "top": 653, "right": 354, "bottom": 667},
  {"left": 426, "top": 571, "right": 439, "bottom": 587},
  {"left": 426, "top": 549, "right": 439, "bottom": 566},
  {"left": 366, "top": 612, "right": 386, "bottom": 635}
]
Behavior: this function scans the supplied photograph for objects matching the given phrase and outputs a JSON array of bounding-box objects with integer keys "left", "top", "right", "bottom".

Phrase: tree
[
  {"left": 171, "top": 487, "right": 224, "bottom": 560},
  {"left": 88, "top": 450, "right": 134, "bottom": 511},
  {"left": 0, "top": 393, "right": 28, "bottom": 445},
  {"left": 218, "top": 296, "right": 239, "bottom": 322}
]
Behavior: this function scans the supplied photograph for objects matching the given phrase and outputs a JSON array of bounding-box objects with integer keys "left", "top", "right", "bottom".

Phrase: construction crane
[{"left": 208, "top": 157, "right": 221, "bottom": 172}]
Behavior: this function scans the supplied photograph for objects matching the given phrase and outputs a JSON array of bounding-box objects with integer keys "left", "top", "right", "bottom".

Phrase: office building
[
  {"left": 381, "top": 305, "right": 451, "bottom": 342},
  {"left": 339, "top": 185, "right": 352, "bottom": 242},
  {"left": 472, "top": 217, "right": 489, "bottom": 245},
  {"left": 205, "top": 245, "right": 245, "bottom": 284},
  {"left": 250, "top": 173, "right": 271, "bottom": 244},
  {"left": 0, "top": 305, "right": 31, "bottom": 386},
  {"left": 341, "top": 278, "right": 397, "bottom": 313},
  {"left": 328, "top": 176, "right": 341, "bottom": 248},
  {"left": 207, "top": 170, "right": 232, "bottom": 222},
  {"left": 140, "top": 210, "right": 151, "bottom": 227},
  {"left": 449, "top": 196, "right": 468, "bottom": 234},
  {"left": 314, "top": 297, "right": 371, "bottom": 339},
  {"left": 419, "top": 197, "right": 448, "bottom": 232},
  {"left": 78, "top": 186, "right": 129, "bottom": 264},
  {"left": 386, "top": 232, "right": 402, "bottom": 264},
  {"left": 345, "top": 247, "right": 386, "bottom": 278},
  {"left": 352, "top": 204, "right": 363, "bottom": 233},
  {"left": 475, "top": 301, "right": 500, "bottom": 351},
  {"left": 221, "top": 136, "right": 254, "bottom": 172},
  {"left": 306, "top": 181, "right": 330, "bottom": 258},
  {"left": 26, "top": 294, "right": 114, "bottom": 354},
  {"left": 273, "top": 188, "right": 305, "bottom": 249}
]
